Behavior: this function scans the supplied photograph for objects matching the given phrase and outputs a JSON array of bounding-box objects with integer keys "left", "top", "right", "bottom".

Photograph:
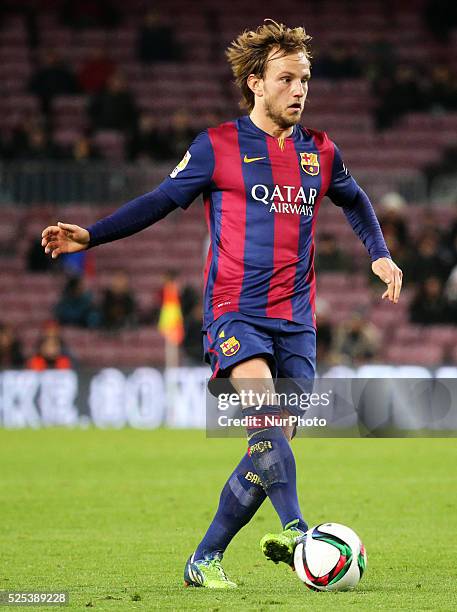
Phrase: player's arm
[
  {"left": 41, "top": 189, "right": 178, "bottom": 258},
  {"left": 42, "top": 131, "right": 215, "bottom": 259},
  {"left": 326, "top": 143, "right": 403, "bottom": 304}
]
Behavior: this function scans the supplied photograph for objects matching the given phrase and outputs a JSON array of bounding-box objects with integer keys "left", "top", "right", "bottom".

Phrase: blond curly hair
[{"left": 226, "top": 19, "right": 312, "bottom": 112}]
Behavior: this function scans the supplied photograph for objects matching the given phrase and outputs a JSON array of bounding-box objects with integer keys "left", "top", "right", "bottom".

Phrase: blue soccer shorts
[{"left": 203, "top": 312, "right": 316, "bottom": 410}]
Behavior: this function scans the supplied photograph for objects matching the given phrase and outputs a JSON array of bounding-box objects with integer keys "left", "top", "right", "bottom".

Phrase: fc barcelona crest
[
  {"left": 220, "top": 336, "right": 240, "bottom": 357},
  {"left": 300, "top": 152, "right": 320, "bottom": 176}
]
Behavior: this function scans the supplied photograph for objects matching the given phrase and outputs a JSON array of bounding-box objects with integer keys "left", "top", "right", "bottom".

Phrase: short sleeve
[
  {"left": 326, "top": 142, "right": 359, "bottom": 207},
  {"left": 159, "top": 130, "right": 215, "bottom": 209}
]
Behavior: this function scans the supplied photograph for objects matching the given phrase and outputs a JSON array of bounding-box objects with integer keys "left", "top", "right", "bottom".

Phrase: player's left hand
[{"left": 371, "top": 257, "right": 403, "bottom": 304}]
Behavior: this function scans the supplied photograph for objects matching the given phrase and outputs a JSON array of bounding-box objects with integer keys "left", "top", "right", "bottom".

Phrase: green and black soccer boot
[
  {"left": 260, "top": 523, "right": 307, "bottom": 566},
  {"left": 184, "top": 552, "right": 237, "bottom": 589}
]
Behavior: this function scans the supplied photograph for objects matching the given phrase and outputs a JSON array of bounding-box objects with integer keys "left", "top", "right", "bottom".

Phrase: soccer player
[{"left": 42, "top": 21, "right": 402, "bottom": 589}]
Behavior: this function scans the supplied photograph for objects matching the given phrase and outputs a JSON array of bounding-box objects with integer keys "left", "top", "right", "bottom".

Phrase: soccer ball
[{"left": 293, "top": 522, "right": 367, "bottom": 591}]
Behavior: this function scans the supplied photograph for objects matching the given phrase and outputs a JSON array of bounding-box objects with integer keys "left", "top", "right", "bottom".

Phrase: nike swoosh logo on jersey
[{"left": 244, "top": 155, "right": 266, "bottom": 163}]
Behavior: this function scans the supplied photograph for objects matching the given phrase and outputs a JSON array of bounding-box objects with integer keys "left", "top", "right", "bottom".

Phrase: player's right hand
[{"left": 41, "top": 222, "right": 90, "bottom": 259}]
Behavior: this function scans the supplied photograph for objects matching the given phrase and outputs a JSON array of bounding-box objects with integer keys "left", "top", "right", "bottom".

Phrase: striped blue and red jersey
[{"left": 160, "top": 115, "right": 381, "bottom": 330}]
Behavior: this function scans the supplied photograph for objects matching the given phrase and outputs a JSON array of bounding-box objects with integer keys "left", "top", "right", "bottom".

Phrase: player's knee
[
  {"left": 230, "top": 357, "right": 273, "bottom": 383},
  {"left": 230, "top": 358, "right": 276, "bottom": 409}
]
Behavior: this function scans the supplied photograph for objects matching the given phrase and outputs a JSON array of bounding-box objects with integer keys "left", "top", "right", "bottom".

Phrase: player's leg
[
  {"left": 185, "top": 322, "right": 273, "bottom": 588},
  {"left": 189, "top": 353, "right": 306, "bottom": 575},
  {"left": 230, "top": 357, "right": 308, "bottom": 539},
  {"left": 184, "top": 448, "right": 266, "bottom": 588},
  {"left": 259, "top": 323, "right": 317, "bottom": 565},
  {"left": 189, "top": 356, "right": 299, "bottom": 569},
  {"left": 192, "top": 447, "right": 266, "bottom": 560},
  {"left": 185, "top": 449, "right": 268, "bottom": 588}
]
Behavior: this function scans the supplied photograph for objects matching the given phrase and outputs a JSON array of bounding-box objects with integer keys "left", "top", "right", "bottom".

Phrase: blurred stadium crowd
[
  {"left": 1, "top": 0, "right": 457, "bottom": 371},
  {"left": 1, "top": 1, "right": 457, "bottom": 169}
]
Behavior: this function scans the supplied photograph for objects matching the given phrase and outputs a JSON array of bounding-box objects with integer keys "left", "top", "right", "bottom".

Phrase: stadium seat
[
  {"left": 394, "top": 325, "right": 426, "bottom": 344},
  {"left": 384, "top": 344, "right": 443, "bottom": 366},
  {"left": 93, "top": 130, "right": 126, "bottom": 161}
]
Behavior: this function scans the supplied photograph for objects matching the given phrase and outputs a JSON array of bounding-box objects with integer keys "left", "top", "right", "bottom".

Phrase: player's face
[{"left": 262, "top": 51, "right": 310, "bottom": 129}]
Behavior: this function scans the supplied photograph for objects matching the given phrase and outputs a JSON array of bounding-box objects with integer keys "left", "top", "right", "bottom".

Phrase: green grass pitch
[{"left": 1, "top": 429, "right": 456, "bottom": 610}]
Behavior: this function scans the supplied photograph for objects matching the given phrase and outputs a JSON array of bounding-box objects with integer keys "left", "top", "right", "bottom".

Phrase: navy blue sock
[
  {"left": 194, "top": 452, "right": 266, "bottom": 560},
  {"left": 246, "top": 405, "right": 308, "bottom": 533}
]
